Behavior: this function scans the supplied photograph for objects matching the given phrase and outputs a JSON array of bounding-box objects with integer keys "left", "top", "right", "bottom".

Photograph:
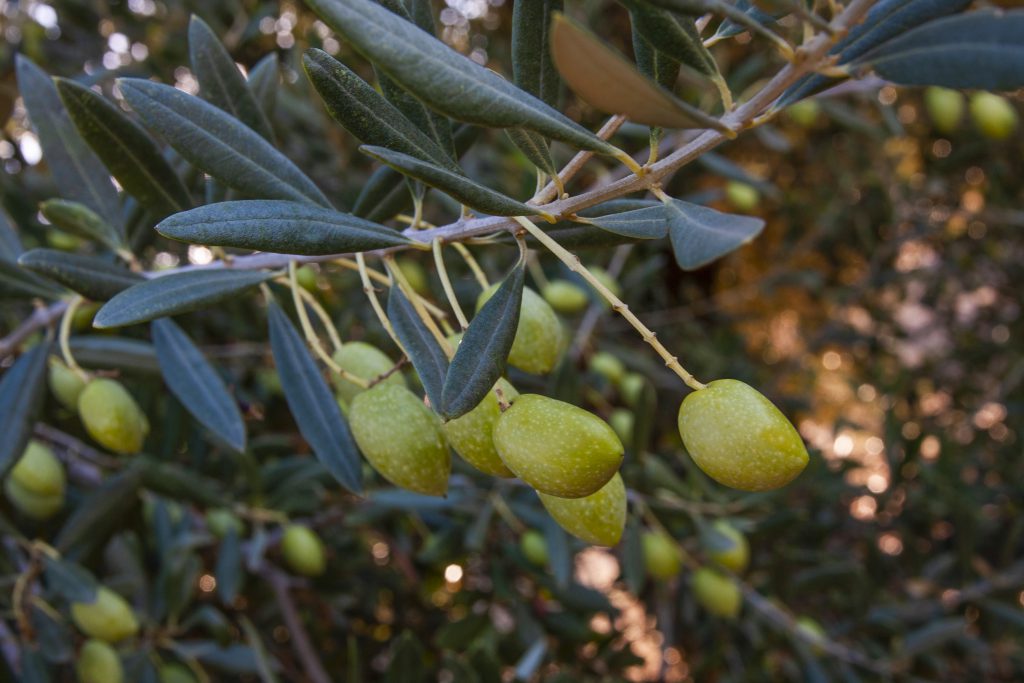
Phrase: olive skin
[
  {"left": 48, "top": 357, "right": 86, "bottom": 411},
  {"left": 443, "top": 378, "right": 518, "bottom": 477},
  {"left": 796, "top": 616, "right": 827, "bottom": 654},
  {"left": 519, "top": 530, "right": 549, "bottom": 566},
  {"left": 477, "top": 285, "right": 562, "bottom": 375},
  {"left": 677, "top": 379, "right": 808, "bottom": 492},
  {"left": 969, "top": 92, "right": 1019, "bottom": 141},
  {"left": 4, "top": 440, "right": 65, "bottom": 520},
  {"left": 71, "top": 586, "right": 140, "bottom": 643},
  {"left": 706, "top": 520, "right": 750, "bottom": 573},
  {"left": 281, "top": 524, "right": 327, "bottom": 577},
  {"left": 691, "top": 567, "right": 741, "bottom": 618},
  {"left": 609, "top": 409, "right": 635, "bottom": 446},
  {"left": 542, "top": 279, "right": 589, "bottom": 314},
  {"left": 332, "top": 341, "right": 405, "bottom": 406},
  {"left": 205, "top": 508, "right": 244, "bottom": 539},
  {"left": 924, "top": 87, "right": 965, "bottom": 135},
  {"left": 587, "top": 267, "right": 622, "bottom": 305},
  {"left": 589, "top": 351, "right": 625, "bottom": 384},
  {"left": 75, "top": 639, "right": 124, "bottom": 683},
  {"left": 786, "top": 99, "right": 821, "bottom": 128},
  {"left": 349, "top": 383, "right": 451, "bottom": 496},
  {"left": 159, "top": 663, "right": 199, "bottom": 683},
  {"left": 538, "top": 473, "right": 627, "bottom": 546},
  {"left": 725, "top": 181, "right": 760, "bottom": 212},
  {"left": 77, "top": 379, "right": 149, "bottom": 454},
  {"left": 493, "top": 394, "right": 623, "bottom": 498},
  {"left": 642, "top": 532, "right": 682, "bottom": 581},
  {"left": 618, "top": 372, "right": 647, "bottom": 407}
]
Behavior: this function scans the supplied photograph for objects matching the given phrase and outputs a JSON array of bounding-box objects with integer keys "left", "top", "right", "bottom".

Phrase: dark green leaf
[
  {"left": 0, "top": 343, "right": 51, "bottom": 478},
  {"left": 901, "top": 617, "right": 967, "bottom": 657},
  {"left": 387, "top": 284, "right": 448, "bottom": 412},
  {"left": 633, "top": 26, "right": 681, "bottom": 92},
  {"left": 0, "top": 257, "right": 66, "bottom": 299},
  {"left": 248, "top": 53, "right": 281, "bottom": 119},
  {"left": 665, "top": 198, "right": 764, "bottom": 270},
  {"left": 152, "top": 318, "right": 246, "bottom": 453},
  {"left": 267, "top": 302, "right": 363, "bottom": 493},
  {"left": 215, "top": 527, "right": 244, "bottom": 604},
  {"left": 624, "top": 0, "right": 719, "bottom": 79},
  {"left": 18, "top": 249, "right": 143, "bottom": 301},
  {"left": 543, "top": 516, "right": 572, "bottom": 589},
  {"left": 440, "top": 264, "right": 524, "bottom": 420},
  {"left": 70, "top": 336, "right": 160, "bottom": 374},
  {"left": 585, "top": 205, "right": 669, "bottom": 239},
  {"left": 621, "top": 517, "right": 645, "bottom": 594},
  {"left": 352, "top": 165, "right": 414, "bottom": 222},
  {"left": 41, "top": 555, "right": 98, "bottom": 603},
  {"left": 384, "top": 632, "right": 426, "bottom": 683},
  {"left": 39, "top": 199, "right": 125, "bottom": 252},
  {"left": 56, "top": 467, "right": 143, "bottom": 560},
  {"left": 512, "top": 0, "right": 563, "bottom": 106},
  {"left": 505, "top": 128, "right": 559, "bottom": 179},
  {"left": 0, "top": 207, "right": 24, "bottom": 259},
  {"left": 119, "top": 78, "right": 330, "bottom": 207},
  {"left": 20, "top": 649, "right": 51, "bottom": 683},
  {"left": 136, "top": 456, "right": 223, "bottom": 506},
  {"left": 29, "top": 604, "right": 74, "bottom": 664},
  {"left": 95, "top": 269, "right": 275, "bottom": 328},
  {"left": 174, "top": 641, "right": 263, "bottom": 675},
  {"left": 712, "top": 0, "right": 781, "bottom": 41}
]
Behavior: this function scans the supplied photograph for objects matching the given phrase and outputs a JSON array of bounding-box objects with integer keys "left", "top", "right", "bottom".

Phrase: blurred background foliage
[{"left": 1, "top": 0, "right": 1023, "bottom": 681}]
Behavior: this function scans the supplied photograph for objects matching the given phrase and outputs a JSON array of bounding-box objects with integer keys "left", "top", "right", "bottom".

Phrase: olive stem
[
  {"left": 289, "top": 281, "right": 344, "bottom": 353},
  {"left": 525, "top": 252, "right": 550, "bottom": 291},
  {"left": 451, "top": 242, "right": 490, "bottom": 290},
  {"left": 432, "top": 238, "right": 469, "bottom": 331},
  {"left": 512, "top": 216, "right": 707, "bottom": 392},
  {"left": 384, "top": 255, "right": 455, "bottom": 358},
  {"left": 395, "top": 213, "right": 437, "bottom": 230},
  {"left": 355, "top": 252, "right": 404, "bottom": 353},
  {"left": 58, "top": 295, "right": 89, "bottom": 382},
  {"left": 331, "top": 257, "right": 447, "bottom": 319}
]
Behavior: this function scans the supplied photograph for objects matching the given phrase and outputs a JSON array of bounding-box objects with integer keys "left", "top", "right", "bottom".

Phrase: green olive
[
  {"left": 618, "top": 372, "right": 647, "bottom": 407},
  {"left": 587, "top": 267, "right": 622, "bottom": 307},
  {"left": 795, "top": 616, "right": 827, "bottom": 654},
  {"left": 281, "top": 524, "right": 327, "bottom": 577},
  {"left": 786, "top": 99, "right": 821, "bottom": 128},
  {"left": 542, "top": 279, "right": 589, "bottom": 314},
  {"left": 677, "top": 380, "right": 808, "bottom": 491},
  {"left": 349, "top": 383, "right": 450, "bottom": 496},
  {"left": 76, "top": 639, "right": 124, "bottom": 683},
  {"left": 725, "top": 181, "right": 760, "bottom": 212},
  {"left": 642, "top": 531, "right": 682, "bottom": 581},
  {"left": 48, "top": 357, "right": 86, "bottom": 411},
  {"left": 158, "top": 663, "right": 199, "bottom": 683},
  {"left": 691, "top": 567, "right": 741, "bottom": 618},
  {"left": 477, "top": 285, "right": 562, "bottom": 375},
  {"left": 78, "top": 378, "right": 149, "bottom": 454},
  {"left": 9, "top": 440, "right": 65, "bottom": 498},
  {"left": 5, "top": 479, "right": 63, "bottom": 519},
  {"left": 332, "top": 341, "right": 404, "bottom": 406},
  {"left": 46, "top": 229, "right": 82, "bottom": 251},
  {"left": 589, "top": 351, "right": 625, "bottom": 384},
  {"left": 706, "top": 520, "right": 750, "bottom": 574},
  {"left": 969, "top": 92, "right": 1019, "bottom": 140},
  {"left": 609, "top": 409, "right": 634, "bottom": 445},
  {"left": 924, "top": 86, "right": 965, "bottom": 135},
  {"left": 493, "top": 394, "right": 623, "bottom": 498},
  {"left": 537, "top": 472, "right": 626, "bottom": 546},
  {"left": 72, "top": 302, "right": 101, "bottom": 332},
  {"left": 519, "top": 530, "right": 549, "bottom": 566},
  {"left": 295, "top": 264, "right": 319, "bottom": 292},
  {"left": 205, "top": 508, "right": 244, "bottom": 539},
  {"left": 397, "top": 257, "right": 430, "bottom": 295},
  {"left": 71, "top": 586, "right": 139, "bottom": 643},
  {"left": 443, "top": 378, "right": 518, "bottom": 477}
]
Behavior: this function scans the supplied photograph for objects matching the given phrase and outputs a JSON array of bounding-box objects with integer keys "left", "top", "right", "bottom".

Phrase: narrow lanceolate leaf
[
  {"left": 633, "top": 27, "right": 681, "bottom": 91},
  {"left": 0, "top": 258, "right": 66, "bottom": 299},
  {"left": 247, "top": 53, "right": 281, "bottom": 118},
  {"left": 152, "top": 318, "right": 246, "bottom": 453},
  {"left": 42, "top": 555, "right": 98, "bottom": 604},
  {"left": 551, "top": 14, "right": 730, "bottom": 131},
  {"left": 215, "top": 528, "right": 244, "bottom": 604},
  {"left": 55, "top": 77, "right": 191, "bottom": 218},
  {"left": 39, "top": 199, "right": 125, "bottom": 252},
  {"left": 440, "top": 264, "right": 524, "bottom": 420},
  {"left": 188, "top": 15, "right": 275, "bottom": 141},
  {"left": 387, "top": 285, "right": 448, "bottom": 411},
  {"left": 512, "top": 0, "right": 563, "bottom": 106},
  {"left": 664, "top": 199, "right": 764, "bottom": 270},
  {"left": 267, "top": 302, "right": 363, "bottom": 493},
  {"left": 0, "top": 207, "right": 25, "bottom": 260},
  {"left": 585, "top": 205, "right": 669, "bottom": 239},
  {"left": 119, "top": 78, "right": 331, "bottom": 207},
  {"left": 303, "top": 49, "right": 462, "bottom": 173},
  {"left": 623, "top": 0, "right": 719, "bottom": 80},
  {"left": 15, "top": 57, "right": 122, "bottom": 233},
  {"left": 157, "top": 200, "right": 412, "bottom": 255},
  {"left": 352, "top": 165, "right": 414, "bottom": 222},
  {"left": 712, "top": 0, "right": 781, "bottom": 41},
  {"left": 94, "top": 269, "right": 275, "bottom": 328},
  {"left": 56, "top": 467, "right": 144, "bottom": 560},
  {"left": 853, "top": 10, "right": 1024, "bottom": 90},
  {"left": 506, "top": 128, "right": 559, "bottom": 179},
  {"left": 361, "top": 146, "right": 541, "bottom": 217},
  {"left": 305, "top": 0, "right": 622, "bottom": 156},
  {"left": 0, "top": 342, "right": 50, "bottom": 478},
  {"left": 18, "top": 249, "right": 143, "bottom": 301}
]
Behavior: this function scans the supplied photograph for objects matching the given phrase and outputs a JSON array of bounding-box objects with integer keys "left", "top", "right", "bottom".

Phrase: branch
[{"left": 261, "top": 567, "right": 332, "bottom": 683}]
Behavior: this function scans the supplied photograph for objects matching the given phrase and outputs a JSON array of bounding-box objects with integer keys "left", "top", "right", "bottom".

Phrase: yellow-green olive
[
  {"left": 706, "top": 520, "right": 749, "bottom": 574},
  {"left": 77, "top": 379, "right": 149, "bottom": 454},
  {"left": 542, "top": 279, "right": 589, "bottom": 314},
  {"left": 609, "top": 409, "right": 634, "bottom": 445},
  {"left": 332, "top": 341, "right": 404, "bottom": 406},
  {"left": 519, "top": 530, "right": 549, "bottom": 566},
  {"left": 924, "top": 86, "right": 965, "bottom": 135},
  {"left": 477, "top": 285, "right": 562, "bottom": 375},
  {"left": 618, "top": 372, "right": 647, "bottom": 407},
  {"left": 158, "top": 663, "right": 199, "bottom": 683},
  {"left": 280, "top": 524, "right": 327, "bottom": 577},
  {"left": 725, "top": 181, "right": 760, "bottom": 212},
  {"left": 642, "top": 531, "right": 682, "bottom": 581},
  {"left": 537, "top": 472, "right": 626, "bottom": 546},
  {"left": 443, "top": 378, "right": 517, "bottom": 477},
  {"left": 4, "top": 440, "right": 65, "bottom": 520},
  {"left": 786, "top": 99, "right": 821, "bottom": 128},
  {"left": 589, "top": 351, "right": 625, "bottom": 384},
  {"left": 969, "top": 91, "right": 1019, "bottom": 140},
  {"left": 205, "top": 508, "right": 244, "bottom": 539},
  {"left": 691, "top": 567, "right": 741, "bottom": 618},
  {"left": 71, "top": 586, "right": 139, "bottom": 643},
  {"left": 48, "top": 357, "right": 86, "bottom": 411},
  {"left": 75, "top": 639, "right": 124, "bottom": 683}
]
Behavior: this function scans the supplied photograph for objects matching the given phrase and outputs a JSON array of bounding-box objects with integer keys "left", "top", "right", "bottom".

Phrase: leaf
[
  {"left": 712, "top": 0, "right": 782, "bottom": 41},
  {"left": 18, "top": 249, "right": 144, "bottom": 301},
  {"left": 621, "top": 517, "right": 645, "bottom": 594},
  {"left": 94, "top": 269, "right": 275, "bottom": 328},
  {"left": 70, "top": 336, "right": 160, "bottom": 374},
  {"left": 247, "top": 53, "right": 281, "bottom": 119},
  {"left": 623, "top": 0, "right": 719, "bottom": 79},
  {"left": 361, "top": 145, "right": 542, "bottom": 217},
  {"left": 15, "top": 56, "right": 122, "bottom": 232},
  {"left": 585, "top": 205, "right": 670, "bottom": 239},
  {"left": 56, "top": 467, "right": 143, "bottom": 560},
  {"left": 0, "top": 258, "right": 66, "bottom": 299},
  {"left": 901, "top": 617, "right": 967, "bottom": 657},
  {"left": 152, "top": 318, "right": 246, "bottom": 453},
  {"left": 118, "top": 78, "right": 331, "bottom": 207},
  {"left": 0, "top": 207, "right": 25, "bottom": 259},
  {"left": 384, "top": 632, "right": 426, "bottom": 683},
  {"left": 633, "top": 26, "right": 681, "bottom": 92},
  {"left": 267, "top": 302, "right": 363, "bottom": 493},
  {"left": 665, "top": 198, "right": 765, "bottom": 270},
  {"left": 55, "top": 77, "right": 192, "bottom": 218},
  {"left": 157, "top": 200, "right": 412, "bottom": 255},
  {"left": 440, "top": 264, "right": 524, "bottom": 420},
  {"left": 305, "top": 0, "right": 622, "bottom": 156},
  {"left": 505, "top": 128, "right": 559, "bottom": 179},
  {"left": 853, "top": 10, "right": 1024, "bottom": 90},
  {"left": 386, "top": 285, "right": 448, "bottom": 411},
  {"left": 543, "top": 516, "right": 572, "bottom": 589},
  {"left": 189, "top": 15, "right": 275, "bottom": 140},
  {"left": 303, "top": 48, "right": 462, "bottom": 173},
  {"left": 41, "top": 555, "right": 98, "bottom": 603},
  {"left": 39, "top": 199, "right": 125, "bottom": 252},
  {"left": 0, "top": 343, "right": 50, "bottom": 478},
  {"left": 512, "top": 0, "right": 563, "bottom": 106},
  {"left": 215, "top": 528, "right": 244, "bottom": 604},
  {"left": 352, "top": 165, "right": 414, "bottom": 222},
  {"left": 136, "top": 456, "right": 224, "bottom": 506},
  {"left": 551, "top": 14, "right": 730, "bottom": 131}
]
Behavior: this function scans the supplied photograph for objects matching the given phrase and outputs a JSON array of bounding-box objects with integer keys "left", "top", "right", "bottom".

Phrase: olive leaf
[
  {"left": 39, "top": 199, "right": 125, "bottom": 253},
  {"left": 0, "top": 342, "right": 51, "bottom": 478},
  {"left": 214, "top": 528, "right": 244, "bottom": 604},
  {"left": 56, "top": 467, "right": 144, "bottom": 560},
  {"left": 505, "top": 128, "right": 559, "bottom": 180},
  {"left": 585, "top": 204, "right": 669, "bottom": 239},
  {"left": 440, "top": 264, "right": 525, "bottom": 420},
  {"left": 352, "top": 166, "right": 414, "bottom": 222},
  {"left": 623, "top": 0, "right": 720, "bottom": 82},
  {"left": 18, "top": 249, "right": 144, "bottom": 301},
  {"left": 633, "top": 26, "right": 681, "bottom": 91},
  {"left": 247, "top": 53, "right": 281, "bottom": 119},
  {"left": 512, "top": 0, "right": 563, "bottom": 106},
  {"left": 94, "top": 269, "right": 276, "bottom": 328},
  {"left": 136, "top": 455, "right": 224, "bottom": 506},
  {"left": 664, "top": 199, "right": 765, "bottom": 270},
  {"left": 386, "top": 285, "right": 449, "bottom": 412},
  {"left": 70, "top": 336, "right": 160, "bottom": 375},
  {"left": 0, "top": 258, "right": 67, "bottom": 300},
  {"left": 152, "top": 318, "right": 246, "bottom": 453},
  {"left": 267, "top": 302, "right": 363, "bottom": 494},
  {"left": 119, "top": 78, "right": 331, "bottom": 207},
  {"left": 0, "top": 208, "right": 23, "bottom": 260},
  {"left": 156, "top": 200, "right": 413, "bottom": 254},
  {"left": 712, "top": 0, "right": 782, "bottom": 42},
  {"left": 41, "top": 555, "right": 98, "bottom": 604}
]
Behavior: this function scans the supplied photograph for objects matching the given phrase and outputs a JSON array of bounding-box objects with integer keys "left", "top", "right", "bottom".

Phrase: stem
[
  {"left": 331, "top": 258, "right": 447, "bottom": 320},
  {"left": 525, "top": 252, "right": 550, "bottom": 291},
  {"left": 262, "top": 568, "right": 332, "bottom": 683},
  {"left": 451, "top": 242, "right": 490, "bottom": 290},
  {"left": 356, "top": 252, "right": 403, "bottom": 351},
  {"left": 288, "top": 283, "right": 344, "bottom": 353},
  {"left": 432, "top": 239, "right": 469, "bottom": 330},
  {"left": 58, "top": 296, "right": 89, "bottom": 381},
  {"left": 513, "top": 217, "right": 706, "bottom": 392},
  {"left": 384, "top": 255, "right": 454, "bottom": 358},
  {"left": 395, "top": 214, "right": 437, "bottom": 229}
]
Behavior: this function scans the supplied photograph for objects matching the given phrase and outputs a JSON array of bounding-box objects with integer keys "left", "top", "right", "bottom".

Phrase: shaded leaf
[
  {"left": 543, "top": 516, "right": 572, "bottom": 589},
  {"left": 70, "top": 336, "right": 160, "bottom": 374},
  {"left": 585, "top": 205, "right": 669, "bottom": 239},
  {"left": 506, "top": 128, "right": 559, "bottom": 179},
  {"left": 0, "top": 207, "right": 25, "bottom": 260},
  {"left": 901, "top": 617, "right": 967, "bottom": 657},
  {"left": 137, "top": 455, "right": 225, "bottom": 507},
  {"left": 248, "top": 53, "right": 281, "bottom": 119},
  {"left": 514, "top": 639, "right": 548, "bottom": 681},
  {"left": 665, "top": 198, "right": 764, "bottom": 270},
  {"left": 56, "top": 466, "right": 143, "bottom": 560},
  {"left": 18, "top": 249, "right": 143, "bottom": 301},
  {"left": 712, "top": 0, "right": 782, "bottom": 41},
  {"left": 352, "top": 165, "right": 414, "bottom": 222},
  {"left": 0, "top": 343, "right": 51, "bottom": 478},
  {"left": 384, "top": 632, "right": 426, "bottom": 683},
  {"left": 621, "top": 517, "right": 645, "bottom": 594},
  {"left": 0, "top": 257, "right": 66, "bottom": 299},
  {"left": 512, "top": 0, "right": 563, "bottom": 106},
  {"left": 41, "top": 555, "right": 98, "bottom": 603},
  {"left": 387, "top": 284, "right": 448, "bottom": 411},
  {"left": 633, "top": 25, "right": 681, "bottom": 91},
  {"left": 624, "top": 0, "right": 719, "bottom": 79},
  {"left": 39, "top": 199, "right": 125, "bottom": 252},
  {"left": 215, "top": 527, "right": 244, "bottom": 604}
]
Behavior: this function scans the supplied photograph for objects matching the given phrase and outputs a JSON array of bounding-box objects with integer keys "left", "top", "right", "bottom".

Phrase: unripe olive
[
  {"left": 349, "top": 383, "right": 450, "bottom": 496},
  {"left": 71, "top": 586, "right": 139, "bottom": 643},
  {"left": 969, "top": 92, "right": 1019, "bottom": 140},
  {"left": 493, "top": 394, "right": 623, "bottom": 498},
  {"left": 538, "top": 472, "right": 626, "bottom": 546},
  {"left": 477, "top": 285, "right": 562, "bottom": 375},
  {"left": 397, "top": 257, "right": 429, "bottom": 295},
  {"left": 49, "top": 357, "right": 86, "bottom": 411},
  {"left": 281, "top": 524, "right": 327, "bottom": 577},
  {"left": 205, "top": 508, "right": 244, "bottom": 539},
  {"left": 619, "top": 372, "right": 647, "bottom": 407},
  {"left": 725, "top": 181, "right": 760, "bottom": 212},
  {"left": 677, "top": 380, "right": 808, "bottom": 492},
  {"left": 587, "top": 267, "right": 622, "bottom": 305},
  {"left": 519, "top": 530, "right": 549, "bottom": 566},
  {"left": 706, "top": 520, "right": 749, "bottom": 574},
  {"left": 924, "top": 86, "right": 965, "bottom": 135},
  {"left": 9, "top": 440, "right": 65, "bottom": 498},
  {"left": 542, "top": 279, "right": 589, "bottom": 314},
  {"left": 78, "top": 378, "right": 149, "bottom": 454},
  {"left": 589, "top": 351, "right": 625, "bottom": 384},
  {"left": 443, "top": 378, "right": 517, "bottom": 477},
  {"left": 786, "top": 99, "right": 821, "bottom": 128},
  {"left": 76, "top": 639, "right": 124, "bottom": 683},
  {"left": 158, "top": 663, "right": 199, "bottom": 683},
  {"left": 691, "top": 567, "right": 741, "bottom": 618},
  {"left": 4, "top": 479, "right": 64, "bottom": 519},
  {"left": 609, "top": 409, "right": 634, "bottom": 445},
  {"left": 295, "top": 264, "right": 318, "bottom": 292},
  {"left": 795, "top": 616, "right": 827, "bottom": 654},
  {"left": 642, "top": 531, "right": 682, "bottom": 581},
  {"left": 46, "top": 229, "right": 82, "bottom": 251},
  {"left": 332, "top": 341, "right": 404, "bottom": 406},
  {"left": 72, "top": 302, "right": 101, "bottom": 332}
]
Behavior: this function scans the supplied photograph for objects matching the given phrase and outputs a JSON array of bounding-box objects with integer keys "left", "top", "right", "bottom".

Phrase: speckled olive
[
  {"left": 691, "top": 567, "right": 741, "bottom": 618},
  {"left": 538, "top": 472, "right": 626, "bottom": 546},
  {"left": 970, "top": 92, "right": 1019, "bottom": 140},
  {"left": 71, "top": 586, "right": 139, "bottom": 643},
  {"left": 77, "top": 378, "right": 149, "bottom": 454},
  {"left": 477, "top": 285, "right": 562, "bottom": 375},
  {"left": 706, "top": 520, "right": 749, "bottom": 574},
  {"left": 332, "top": 341, "right": 404, "bottom": 406},
  {"left": 519, "top": 530, "right": 548, "bottom": 566},
  {"left": 924, "top": 87, "right": 964, "bottom": 135},
  {"left": 643, "top": 531, "right": 682, "bottom": 581},
  {"left": 48, "top": 357, "right": 86, "bottom": 411},
  {"left": 281, "top": 524, "right": 327, "bottom": 577},
  {"left": 542, "top": 279, "right": 589, "bottom": 314},
  {"left": 443, "top": 378, "right": 518, "bottom": 477},
  {"left": 677, "top": 380, "right": 808, "bottom": 491},
  {"left": 75, "top": 639, "right": 123, "bottom": 683}
]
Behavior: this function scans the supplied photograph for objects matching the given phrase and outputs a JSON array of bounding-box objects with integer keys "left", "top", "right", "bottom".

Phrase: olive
[
  {"left": 691, "top": 567, "right": 741, "bottom": 618},
  {"left": 642, "top": 531, "right": 682, "bottom": 581},
  {"left": 477, "top": 285, "right": 562, "bottom": 375},
  {"left": 443, "top": 378, "right": 518, "bottom": 477},
  {"left": 71, "top": 586, "right": 140, "bottom": 643},
  {"left": 281, "top": 524, "right": 327, "bottom": 577},
  {"left": 519, "top": 530, "right": 549, "bottom": 566},
  {"left": 78, "top": 378, "right": 149, "bottom": 454},
  {"left": 332, "top": 341, "right": 404, "bottom": 406},
  {"left": 542, "top": 279, "right": 589, "bottom": 314},
  {"left": 706, "top": 520, "right": 749, "bottom": 573},
  {"left": 75, "top": 639, "right": 124, "bottom": 683},
  {"left": 537, "top": 472, "right": 627, "bottom": 546}
]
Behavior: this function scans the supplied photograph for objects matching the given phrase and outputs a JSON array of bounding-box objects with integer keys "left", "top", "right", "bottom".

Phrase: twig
[{"left": 261, "top": 568, "right": 332, "bottom": 683}]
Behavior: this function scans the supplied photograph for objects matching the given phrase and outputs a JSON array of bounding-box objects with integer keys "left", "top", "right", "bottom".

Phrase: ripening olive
[
  {"left": 609, "top": 409, "right": 634, "bottom": 445},
  {"left": 589, "top": 351, "right": 625, "bottom": 385},
  {"left": 281, "top": 524, "right": 327, "bottom": 577},
  {"left": 786, "top": 99, "right": 821, "bottom": 128},
  {"left": 78, "top": 378, "right": 149, "bottom": 454},
  {"left": 691, "top": 567, "right": 741, "bottom": 618},
  {"left": 619, "top": 372, "right": 647, "bottom": 407},
  {"left": 205, "top": 508, "right": 244, "bottom": 539},
  {"left": 48, "top": 357, "right": 86, "bottom": 411},
  {"left": 493, "top": 394, "right": 623, "bottom": 498},
  {"left": 76, "top": 639, "right": 124, "bottom": 683},
  {"left": 677, "top": 380, "right": 808, "bottom": 491},
  {"left": 158, "top": 663, "right": 199, "bottom": 683},
  {"left": 4, "top": 441, "right": 66, "bottom": 520},
  {"left": 519, "top": 530, "right": 549, "bottom": 566},
  {"left": 969, "top": 92, "right": 1019, "bottom": 140},
  {"left": 477, "top": 285, "right": 562, "bottom": 375},
  {"left": 642, "top": 531, "right": 682, "bottom": 581},
  {"left": 71, "top": 586, "right": 139, "bottom": 643},
  {"left": 542, "top": 279, "right": 589, "bottom": 314},
  {"left": 349, "top": 383, "right": 450, "bottom": 496},
  {"left": 537, "top": 472, "right": 626, "bottom": 546},
  {"left": 726, "top": 181, "right": 760, "bottom": 212},
  {"left": 924, "top": 87, "right": 965, "bottom": 135},
  {"left": 706, "top": 520, "right": 750, "bottom": 574},
  {"left": 443, "top": 378, "right": 517, "bottom": 477},
  {"left": 332, "top": 341, "right": 404, "bottom": 406}
]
